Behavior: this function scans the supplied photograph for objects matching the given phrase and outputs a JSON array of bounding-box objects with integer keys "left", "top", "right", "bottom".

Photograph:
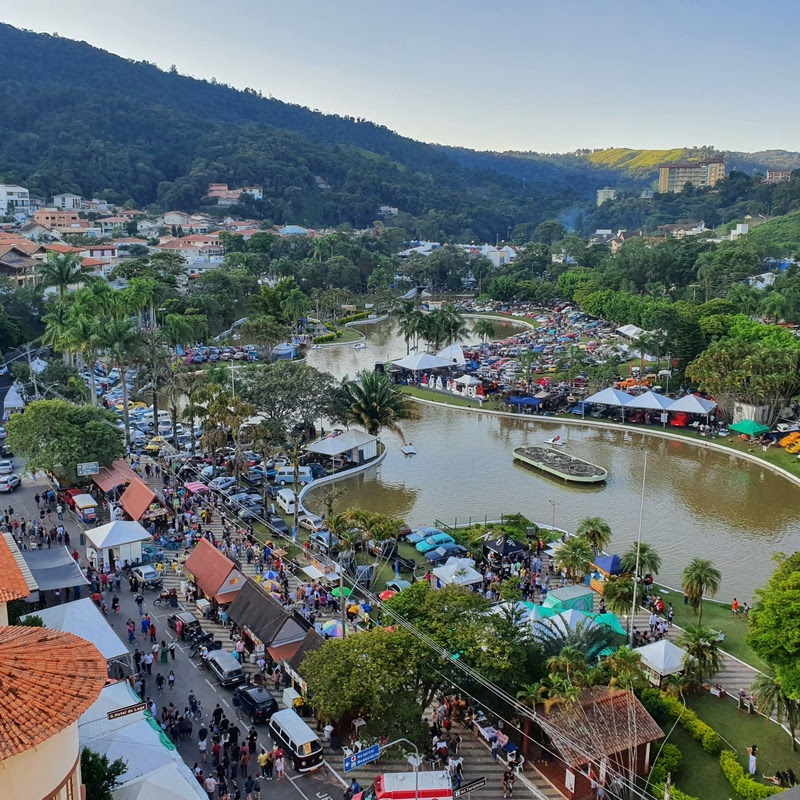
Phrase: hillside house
[{"left": 52, "top": 192, "right": 83, "bottom": 210}]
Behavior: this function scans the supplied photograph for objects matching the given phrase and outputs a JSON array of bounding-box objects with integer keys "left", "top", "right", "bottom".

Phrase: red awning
[
  {"left": 267, "top": 641, "right": 303, "bottom": 663},
  {"left": 93, "top": 460, "right": 137, "bottom": 493}
]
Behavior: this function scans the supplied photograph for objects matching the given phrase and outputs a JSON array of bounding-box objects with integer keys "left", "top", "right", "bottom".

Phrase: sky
[{"left": 4, "top": 0, "right": 799, "bottom": 153}]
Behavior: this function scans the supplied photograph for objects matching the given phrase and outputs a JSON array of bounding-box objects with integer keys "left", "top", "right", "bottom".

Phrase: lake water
[{"left": 305, "top": 318, "right": 800, "bottom": 597}]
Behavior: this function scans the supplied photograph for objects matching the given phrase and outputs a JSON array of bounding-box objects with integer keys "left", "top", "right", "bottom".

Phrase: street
[{"left": 2, "top": 471, "right": 345, "bottom": 800}]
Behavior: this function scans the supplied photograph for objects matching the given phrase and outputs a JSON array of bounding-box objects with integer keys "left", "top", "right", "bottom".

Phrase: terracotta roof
[
  {"left": 542, "top": 686, "right": 663, "bottom": 768},
  {"left": 81, "top": 258, "right": 106, "bottom": 268},
  {"left": 43, "top": 243, "right": 83, "bottom": 253},
  {"left": 185, "top": 539, "right": 243, "bottom": 603},
  {"left": 0, "top": 626, "right": 107, "bottom": 760},
  {"left": 119, "top": 477, "right": 158, "bottom": 521},
  {"left": 93, "top": 459, "right": 138, "bottom": 494},
  {"left": 0, "top": 536, "right": 32, "bottom": 602}
]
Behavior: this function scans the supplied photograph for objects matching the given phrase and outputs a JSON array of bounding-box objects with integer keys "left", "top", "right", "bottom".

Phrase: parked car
[
  {"left": 267, "top": 515, "right": 290, "bottom": 536},
  {"left": 368, "top": 538, "right": 398, "bottom": 559},
  {"left": 234, "top": 686, "right": 279, "bottom": 724},
  {"left": 227, "top": 492, "right": 262, "bottom": 507},
  {"left": 130, "top": 565, "right": 162, "bottom": 589},
  {"left": 406, "top": 526, "right": 446, "bottom": 544},
  {"left": 297, "top": 513, "right": 325, "bottom": 532},
  {"left": 310, "top": 531, "right": 339, "bottom": 556},
  {"left": 167, "top": 611, "right": 203, "bottom": 639},
  {"left": 209, "top": 476, "right": 237, "bottom": 491},
  {"left": 0, "top": 459, "right": 13, "bottom": 474},
  {"left": 304, "top": 462, "right": 327, "bottom": 480},
  {"left": 415, "top": 532, "right": 455, "bottom": 554},
  {"left": 670, "top": 412, "right": 690, "bottom": 427},
  {"left": 0, "top": 474, "right": 21, "bottom": 492},
  {"left": 242, "top": 470, "right": 265, "bottom": 486},
  {"left": 238, "top": 504, "right": 265, "bottom": 522},
  {"left": 385, "top": 579, "right": 412, "bottom": 593},
  {"left": 425, "top": 543, "right": 468, "bottom": 564}
]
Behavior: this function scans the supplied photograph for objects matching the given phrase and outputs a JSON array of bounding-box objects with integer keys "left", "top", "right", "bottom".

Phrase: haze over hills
[{"left": 0, "top": 23, "right": 797, "bottom": 240}]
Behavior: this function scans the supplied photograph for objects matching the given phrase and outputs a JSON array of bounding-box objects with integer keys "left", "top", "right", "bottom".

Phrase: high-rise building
[
  {"left": 657, "top": 158, "right": 725, "bottom": 193},
  {"left": 596, "top": 188, "right": 617, "bottom": 206},
  {"left": 0, "top": 184, "right": 30, "bottom": 215}
]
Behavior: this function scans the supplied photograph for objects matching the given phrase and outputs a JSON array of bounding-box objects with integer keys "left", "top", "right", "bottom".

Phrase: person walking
[
  {"left": 274, "top": 753, "right": 285, "bottom": 781},
  {"left": 150, "top": 621, "right": 157, "bottom": 643},
  {"left": 135, "top": 593, "right": 144, "bottom": 615},
  {"left": 156, "top": 673, "right": 165, "bottom": 695},
  {"left": 232, "top": 690, "right": 243, "bottom": 721},
  {"left": 502, "top": 769, "right": 515, "bottom": 798},
  {"left": 169, "top": 640, "right": 177, "bottom": 660},
  {"left": 127, "top": 619, "right": 136, "bottom": 644},
  {"left": 168, "top": 670, "right": 176, "bottom": 692}
]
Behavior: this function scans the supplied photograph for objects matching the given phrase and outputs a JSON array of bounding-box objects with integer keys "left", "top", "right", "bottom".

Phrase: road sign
[
  {"left": 107, "top": 702, "right": 147, "bottom": 720},
  {"left": 454, "top": 778, "right": 485, "bottom": 798},
  {"left": 343, "top": 743, "right": 381, "bottom": 773},
  {"left": 77, "top": 461, "right": 99, "bottom": 477}
]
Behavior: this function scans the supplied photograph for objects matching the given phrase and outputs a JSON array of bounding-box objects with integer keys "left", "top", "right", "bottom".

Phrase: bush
[
  {"left": 340, "top": 311, "right": 368, "bottom": 324},
  {"left": 719, "top": 750, "right": 782, "bottom": 799},
  {"left": 650, "top": 743, "right": 682, "bottom": 784},
  {"left": 312, "top": 333, "right": 337, "bottom": 344},
  {"left": 652, "top": 784, "right": 698, "bottom": 800},
  {"left": 639, "top": 689, "right": 723, "bottom": 754}
]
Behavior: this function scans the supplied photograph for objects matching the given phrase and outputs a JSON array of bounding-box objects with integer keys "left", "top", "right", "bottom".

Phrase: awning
[
  {"left": 228, "top": 580, "right": 292, "bottom": 645},
  {"left": 21, "top": 546, "right": 89, "bottom": 590},
  {"left": 267, "top": 641, "right": 303, "bottom": 663},
  {"left": 508, "top": 396, "right": 541, "bottom": 406},
  {"left": 183, "top": 481, "right": 208, "bottom": 493},
  {"left": 305, "top": 429, "right": 376, "bottom": 457},
  {"left": 184, "top": 539, "right": 243, "bottom": 604},
  {"left": 84, "top": 520, "right": 152, "bottom": 550},
  {"left": 119, "top": 478, "right": 159, "bottom": 521},
  {"left": 94, "top": 459, "right": 138, "bottom": 493}
]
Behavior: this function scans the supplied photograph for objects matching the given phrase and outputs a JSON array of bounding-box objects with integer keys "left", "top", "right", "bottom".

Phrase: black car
[
  {"left": 267, "top": 515, "right": 289, "bottom": 536},
  {"left": 243, "top": 470, "right": 264, "bottom": 487},
  {"left": 235, "top": 686, "right": 280, "bottom": 724},
  {"left": 304, "top": 461, "right": 327, "bottom": 479},
  {"left": 238, "top": 504, "right": 265, "bottom": 522},
  {"left": 167, "top": 611, "right": 203, "bottom": 640}
]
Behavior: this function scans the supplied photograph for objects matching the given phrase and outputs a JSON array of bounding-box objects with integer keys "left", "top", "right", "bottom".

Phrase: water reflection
[{"left": 306, "top": 318, "right": 800, "bottom": 595}]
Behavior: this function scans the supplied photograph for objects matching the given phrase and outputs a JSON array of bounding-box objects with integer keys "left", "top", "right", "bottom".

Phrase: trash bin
[{"left": 323, "top": 725, "right": 333, "bottom": 741}]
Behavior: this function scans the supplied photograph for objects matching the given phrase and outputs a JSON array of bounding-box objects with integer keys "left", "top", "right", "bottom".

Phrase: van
[
  {"left": 274, "top": 466, "right": 313, "bottom": 486},
  {"left": 276, "top": 488, "right": 298, "bottom": 516},
  {"left": 71, "top": 493, "right": 98, "bottom": 523},
  {"left": 268, "top": 709, "right": 323, "bottom": 773},
  {"left": 206, "top": 650, "right": 245, "bottom": 687},
  {"left": 355, "top": 772, "right": 452, "bottom": 800},
  {"left": 141, "top": 409, "right": 171, "bottom": 426}
]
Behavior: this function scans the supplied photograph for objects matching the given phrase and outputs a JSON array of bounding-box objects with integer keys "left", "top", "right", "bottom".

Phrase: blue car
[
  {"left": 415, "top": 532, "right": 455, "bottom": 554},
  {"left": 425, "top": 543, "right": 468, "bottom": 565},
  {"left": 406, "top": 526, "right": 446, "bottom": 545}
]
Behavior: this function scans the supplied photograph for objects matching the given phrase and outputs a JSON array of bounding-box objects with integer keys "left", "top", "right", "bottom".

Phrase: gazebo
[
  {"left": 483, "top": 533, "right": 527, "bottom": 563},
  {"left": 635, "top": 639, "right": 688, "bottom": 687},
  {"left": 305, "top": 429, "right": 378, "bottom": 468},
  {"left": 392, "top": 352, "right": 454, "bottom": 372},
  {"left": 83, "top": 520, "right": 153, "bottom": 571},
  {"left": 542, "top": 584, "right": 595, "bottom": 613}
]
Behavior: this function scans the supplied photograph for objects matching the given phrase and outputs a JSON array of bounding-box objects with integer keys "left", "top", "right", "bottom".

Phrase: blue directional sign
[{"left": 343, "top": 744, "right": 381, "bottom": 773}]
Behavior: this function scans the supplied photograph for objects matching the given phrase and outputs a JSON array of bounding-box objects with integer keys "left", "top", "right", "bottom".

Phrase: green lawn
[{"left": 331, "top": 327, "right": 364, "bottom": 343}]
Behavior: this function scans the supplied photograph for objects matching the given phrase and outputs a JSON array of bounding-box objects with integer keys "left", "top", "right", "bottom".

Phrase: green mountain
[{"left": 0, "top": 24, "right": 593, "bottom": 241}]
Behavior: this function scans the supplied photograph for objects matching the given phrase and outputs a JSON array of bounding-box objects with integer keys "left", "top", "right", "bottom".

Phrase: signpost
[
  {"left": 453, "top": 778, "right": 485, "bottom": 798},
  {"left": 107, "top": 702, "right": 147, "bottom": 720},
  {"left": 343, "top": 743, "right": 381, "bottom": 773},
  {"left": 77, "top": 461, "right": 100, "bottom": 477}
]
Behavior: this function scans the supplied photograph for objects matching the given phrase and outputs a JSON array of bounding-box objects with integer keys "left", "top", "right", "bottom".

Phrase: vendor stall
[
  {"left": 542, "top": 584, "right": 594, "bottom": 613},
  {"left": 183, "top": 538, "right": 243, "bottom": 609},
  {"left": 83, "top": 520, "right": 153, "bottom": 572}
]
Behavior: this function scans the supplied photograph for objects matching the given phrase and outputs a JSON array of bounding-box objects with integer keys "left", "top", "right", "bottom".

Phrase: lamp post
[
  {"left": 380, "top": 738, "right": 421, "bottom": 800},
  {"left": 629, "top": 449, "right": 648, "bottom": 647},
  {"left": 548, "top": 500, "right": 556, "bottom": 533}
]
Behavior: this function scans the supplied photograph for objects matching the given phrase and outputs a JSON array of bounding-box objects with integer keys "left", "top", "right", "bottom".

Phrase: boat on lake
[
  {"left": 353, "top": 341, "right": 367, "bottom": 350},
  {"left": 513, "top": 446, "right": 608, "bottom": 484}
]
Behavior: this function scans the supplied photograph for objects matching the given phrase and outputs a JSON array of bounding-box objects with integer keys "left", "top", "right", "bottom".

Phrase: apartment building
[
  {"left": 0, "top": 184, "right": 30, "bottom": 215},
  {"left": 765, "top": 169, "right": 792, "bottom": 184},
  {"left": 657, "top": 158, "right": 725, "bottom": 193}
]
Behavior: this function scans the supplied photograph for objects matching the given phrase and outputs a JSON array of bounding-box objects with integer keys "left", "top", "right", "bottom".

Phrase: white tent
[
  {"left": 30, "top": 357, "right": 49, "bottom": 374},
  {"left": 3, "top": 383, "right": 25, "bottom": 412},
  {"left": 667, "top": 394, "right": 717, "bottom": 415},
  {"left": 114, "top": 763, "right": 207, "bottom": 800},
  {"left": 454, "top": 374, "right": 481, "bottom": 386},
  {"left": 84, "top": 520, "right": 152, "bottom": 571},
  {"left": 432, "top": 557, "right": 483, "bottom": 588},
  {"left": 532, "top": 608, "right": 595, "bottom": 638},
  {"left": 636, "top": 639, "right": 687, "bottom": 684},
  {"left": 392, "top": 352, "right": 454, "bottom": 372},
  {"left": 306, "top": 429, "right": 377, "bottom": 457},
  {"left": 20, "top": 597, "right": 129, "bottom": 663},
  {"left": 584, "top": 387, "right": 634, "bottom": 407},
  {"left": 436, "top": 343, "right": 466, "bottom": 366},
  {"left": 79, "top": 681, "right": 148, "bottom": 739},
  {"left": 623, "top": 390, "right": 674, "bottom": 411},
  {"left": 488, "top": 601, "right": 533, "bottom": 620},
  {"left": 616, "top": 324, "right": 644, "bottom": 339}
]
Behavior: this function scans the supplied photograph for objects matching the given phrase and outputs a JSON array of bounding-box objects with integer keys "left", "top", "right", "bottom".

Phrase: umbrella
[
  {"left": 321, "top": 619, "right": 345, "bottom": 638},
  {"left": 270, "top": 592, "right": 282, "bottom": 602},
  {"left": 331, "top": 586, "right": 351, "bottom": 598},
  {"left": 379, "top": 590, "right": 396, "bottom": 600},
  {"left": 261, "top": 579, "right": 281, "bottom": 592},
  {"left": 729, "top": 419, "right": 770, "bottom": 437},
  {"left": 264, "top": 570, "right": 279, "bottom": 580}
]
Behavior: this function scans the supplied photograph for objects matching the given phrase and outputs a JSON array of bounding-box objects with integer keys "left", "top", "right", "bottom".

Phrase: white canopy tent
[
  {"left": 667, "top": 394, "right": 717, "bottom": 415},
  {"left": 584, "top": 387, "right": 634, "bottom": 407},
  {"left": 3, "top": 382, "right": 25, "bottom": 414},
  {"left": 623, "top": 390, "right": 674, "bottom": 411},
  {"left": 114, "top": 763, "right": 207, "bottom": 800},
  {"left": 436, "top": 343, "right": 466, "bottom": 366},
  {"left": 616, "top": 324, "right": 645, "bottom": 340},
  {"left": 84, "top": 520, "right": 152, "bottom": 571},
  {"left": 392, "top": 352, "right": 454, "bottom": 372},
  {"left": 432, "top": 557, "right": 483, "bottom": 588},
  {"left": 636, "top": 639, "right": 687, "bottom": 686},
  {"left": 305, "top": 429, "right": 377, "bottom": 457},
  {"left": 454, "top": 374, "right": 482, "bottom": 387},
  {"left": 532, "top": 608, "right": 596, "bottom": 638}
]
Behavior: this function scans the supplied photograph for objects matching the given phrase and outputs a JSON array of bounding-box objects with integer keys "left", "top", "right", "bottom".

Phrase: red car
[{"left": 670, "top": 412, "right": 690, "bottom": 427}]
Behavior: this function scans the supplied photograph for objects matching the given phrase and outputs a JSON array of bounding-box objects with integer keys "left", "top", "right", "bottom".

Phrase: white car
[
  {"left": 297, "top": 513, "right": 326, "bottom": 532},
  {"left": 0, "top": 459, "right": 13, "bottom": 474},
  {"left": 0, "top": 474, "right": 21, "bottom": 492}
]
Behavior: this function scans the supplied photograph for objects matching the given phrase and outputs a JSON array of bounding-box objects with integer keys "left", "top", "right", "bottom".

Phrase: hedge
[
  {"left": 340, "top": 311, "right": 368, "bottom": 324},
  {"left": 312, "top": 330, "right": 343, "bottom": 343},
  {"left": 640, "top": 689, "right": 724, "bottom": 754},
  {"left": 652, "top": 783, "right": 698, "bottom": 800},
  {"left": 649, "top": 743, "right": 682, "bottom": 785},
  {"left": 719, "top": 750, "right": 783, "bottom": 799}
]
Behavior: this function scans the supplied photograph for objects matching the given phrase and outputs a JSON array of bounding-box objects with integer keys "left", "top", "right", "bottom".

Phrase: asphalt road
[{"left": 3, "top": 471, "right": 344, "bottom": 800}]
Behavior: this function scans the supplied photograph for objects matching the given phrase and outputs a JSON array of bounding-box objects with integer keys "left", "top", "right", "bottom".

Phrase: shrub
[
  {"left": 719, "top": 750, "right": 782, "bottom": 799},
  {"left": 312, "top": 333, "right": 337, "bottom": 344},
  {"left": 649, "top": 743, "right": 682, "bottom": 784},
  {"left": 639, "top": 689, "right": 723, "bottom": 754},
  {"left": 340, "top": 311, "right": 368, "bottom": 324},
  {"left": 652, "top": 784, "right": 698, "bottom": 800}
]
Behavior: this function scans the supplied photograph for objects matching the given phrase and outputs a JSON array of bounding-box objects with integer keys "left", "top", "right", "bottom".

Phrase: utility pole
[
  {"left": 26, "top": 342, "right": 40, "bottom": 400},
  {"left": 629, "top": 449, "right": 648, "bottom": 646}
]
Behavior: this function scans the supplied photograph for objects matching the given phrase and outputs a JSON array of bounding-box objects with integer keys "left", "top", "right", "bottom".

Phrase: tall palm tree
[
  {"left": 39, "top": 251, "right": 83, "bottom": 298},
  {"left": 65, "top": 313, "right": 102, "bottom": 405},
  {"left": 473, "top": 318, "right": 495, "bottom": 343},
  {"left": 760, "top": 291, "right": 789, "bottom": 324},
  {"left": 555, "top": 536, "right": 593, "bottom": 584},
  {"left": 135, "top": 330, "right": 172, "bottom": 423},
  {"left": 441, "top": 304, "right": 468, "bottom": 345},
  {"left": 751, "top": 670, "right": 800, "bottom": 751},
  {"left": 535, "top": 619, "right": 617, "bottom": 662},
  {"left": 334, "top": 369, "right": 419, "bottom": 441},
  {"left": 620, "top": 542, "right": 662, "bottom": 577},
  {"left": 281, "top": 288, "right": 310, "bottom": 333},
  {"left": 679, "top": 625, "right": 722, "bottom": 684},
  {"left": 41, "top": 299, "right": 74, "bottom": 366},
  {"left": 602, "top": 577, "right": 635, "bottom": 617},
  {"left": 603, "top": 646, "right": 646, "bottom": 690},
  {"left": 576, "top": 517, "right": 612, "bottom": 555},
  {"left": 396, "top": 301, "right": 422, "bottom": 354},
  {"left": 104, "top": 318, "right": 140, "bottom": 446},
  {"left": 546, "top": 646, "right": 589, "bottom": 685},
  {"left": 681, "top": 557, "right": 722, "bottom": 624}
]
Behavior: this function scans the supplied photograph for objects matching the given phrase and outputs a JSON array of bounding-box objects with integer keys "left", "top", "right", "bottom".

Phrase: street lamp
[
  {"left": 548, "top": 500, "right": 556, "bottom": 533},
  {"left": 629, "top": 449, "right": 648, "bottom": 647}
]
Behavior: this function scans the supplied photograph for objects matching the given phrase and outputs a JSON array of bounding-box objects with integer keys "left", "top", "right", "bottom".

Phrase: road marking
[
  {"left": 286, "top": 777, "right": 312, "bottom": 800},
  {"left": 204, "top": 678, "right": 217, "bottom": 691}
]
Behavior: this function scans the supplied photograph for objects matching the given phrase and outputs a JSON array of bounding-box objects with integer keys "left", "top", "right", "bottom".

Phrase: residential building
[
  {"left": 589, "top": 229, "right": 614, "bottom": 245},
  {"left": 51, "top": 192, "right": 83, "bottom": 210},
  {"left": 596, "top": 187, "right": 617, "bottom": 206},
  {"left": 656, "top": 221, "right": 707, "bottom": 239},
  {"left": 95, "top": 216, "right": 130, "bottom": 235},
  {"left": 610, "top": 229, "right": 641, "bottom": 255},
  {"left": 378, "top": 204, "right": 399, "bottom": 216},
  {"left": 730, "top": 222, "right": 750, "bottom": 241},
  {"left": 79, "top": 244, "right": 119, "bottom": 264},
  {"left": 28, "top": 194, "right": 47, "bottom": 212},
  {"left": 162, "top": 210, "right": 193, "bottom": 227},
  {"left": 765, "top": 169, "right": 792, "bottom": 184},
  {"left": 0, "top": 184, "right": 30, "bottom": 216},
  {"left": 34, "top": 208, "right": 83, "bottom": 228},
  {"left": 657, "top": 158, "right": 725, "bottom": 193},
  {"left": 17, "top": 221, "right": 62, "bottom": 242},
  {"left": 205, "top": 183, "right": 264, "bottom": 205},
  {"left": 0, "top": 243, "right": 40, "bottom": 286}
]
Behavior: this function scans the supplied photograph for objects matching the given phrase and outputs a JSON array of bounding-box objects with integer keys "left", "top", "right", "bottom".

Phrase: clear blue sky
[{"left": 4, "top": 0, "right": 798, "bottom": 153}]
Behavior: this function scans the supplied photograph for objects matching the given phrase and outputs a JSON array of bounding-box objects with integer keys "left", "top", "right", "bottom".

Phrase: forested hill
[{"left": 0, "top": 24, "right": 586, "bottom": 240}]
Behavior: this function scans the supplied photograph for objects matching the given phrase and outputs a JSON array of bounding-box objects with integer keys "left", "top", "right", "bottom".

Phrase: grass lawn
[
  {"left": 330, "top": 327, "right": 364, "bottom": 343},
  {"left": 666, "top": 725, "right": 729, "bottom": 800}
]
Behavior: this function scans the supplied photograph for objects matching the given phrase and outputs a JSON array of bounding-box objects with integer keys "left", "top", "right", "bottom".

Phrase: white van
[
  {"left": 276, "top": 488, "right": 298, "bottom": 515},
  {"left": 274, "top": 466, "right": 313, "bottom": 486},
  {"left": 141, "top": 409, "right": 171, "bottom": 426},
  {"left": 268, "top": 709, "right": 323, "bottom": 772}
]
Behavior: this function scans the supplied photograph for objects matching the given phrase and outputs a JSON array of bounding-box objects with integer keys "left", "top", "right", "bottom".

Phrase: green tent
[
  {"left": 729, "top": 419, "right": 771, "bottom": 437},
  {"left": 542, "top": 584, "right": 594, "bottom": 613},
  {"left": 592, "top": 612, "right": 627, "bottom": 636}
]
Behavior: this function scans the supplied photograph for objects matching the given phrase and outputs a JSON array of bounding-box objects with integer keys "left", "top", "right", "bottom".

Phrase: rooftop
[
  {"left": 0, "top": 626, "right": 107, "bottom": 760},
  {"left": 0, "top": 536, "right": 34, "bottom": 602}
]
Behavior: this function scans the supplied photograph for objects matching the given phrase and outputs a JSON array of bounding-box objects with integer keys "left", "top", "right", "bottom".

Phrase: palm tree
[
  {"left": 396, "top": 301, "right": 422, "bottom": 354},
  {"left": 602, "top": 577, "right": 635, "bottom": 617},
  {"left": 281, "top": 288, "right": 310, "bottom": 333},
  {"left": 679, "top": 625, "right": 722, "bottom": 683},
  {"left": 576, "top": 517, "right": 612, "bottom": 555},
  {"left": 441, "top": 304, "right": 468, "bottom": 345},
  {"left": 751, "top": 670, "right": 800, "bottom": 751},
  {"left": 603, "top": 646, "right": 646, "bottom": 690},
  {"left": 681, "top": 558, "right": 722, "bottom": 624},
  {"left": 555, "top": 536, "right": 593, "bottom": 584},
  {"left": 135, "top": 330, "right": 172, "bottom": 423},
  {"left": 104, "top": 318, "right": 140, "bottom": 446},
  {"left": 473, "top": 318, "right": 496, "bottom": 343},
  {"left": 546, "top": 646, "right": 589, "bottom": 685},
  {"left": 41, "top": 299, "right": 74, "bottom": 366},
  {"left": 760, "top": 291, "right": 789, "bottom": 324},
  {"left": 39, "top": 251, "right": 83, "bottom": 298},
  {"left": 334, "top": 369, "right": 419, "bottom": 441},
  {"left": 65, "top": 313, "right": 102, "bottom": 405},
  {"left": 535, "top": 619, "right": 617, "bottom": 663},
  {"left": 620, "top": 542, "right": 662, "bottom": 577}
]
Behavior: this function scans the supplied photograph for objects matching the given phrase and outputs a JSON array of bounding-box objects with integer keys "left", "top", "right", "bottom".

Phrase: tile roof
[
  {"left": 542, "top": 686, "right": 663, "bottom": 768},
  {"left": 0, "top": 536, "right": 32, "bottom": 602},
  {"left": 0, "top": 626, "right": 107, "bottom": 760},
  {"left": 93, "top": 459, "right": 138, "bottom": 494},
  {"left": 119, "top": 477, "right": 158, "bottom": 521},
  {"left": 184, "top": 538, "right": 243, "bottom": 603}
]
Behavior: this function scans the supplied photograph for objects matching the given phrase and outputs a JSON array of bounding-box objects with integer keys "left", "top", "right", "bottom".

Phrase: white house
[
  {"left": 163, "top": 210, "right": 193, "bottom": 227},
  {"left": 52, "top": 192, "right": 83, "bottom": 210},
  {"left": 0, "top": 184, "right": 30, "bottom": 216}
]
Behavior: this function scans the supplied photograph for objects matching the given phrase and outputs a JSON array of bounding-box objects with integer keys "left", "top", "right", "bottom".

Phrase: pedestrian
[
  {"left": 252, "top": 776, "right": 261, "bottom": 800},
  {"left": 204, "top": 774, "right": 217, "bottom": 798},
  {"left": 732, "top": 597, "right": 740, "bottom": 617},
  {"left": 141, "top": 615, "right": 150, "bottom": 636},
  {"left": 160, "top": 639, "right": 169, "bottom": 663},
  {"left": 169, "top": 670, "right": 176, "bottom": 692},
  {"left": 244, "top": 775, "right": 254, "bottom": 800},
  {"left": 135, "top": 594, "right": 144, "bottom": 615},
  {"left": 156, "top": 673, "right": 165, "bottom": 694},
  {"left": 491, "top": 736, "right": 499, "bottom": 762},
  {"left": 232, "top": 690, "right": 243, "bottom": 721},
  {"left": 111, "top": 596, "right": 120, "bottom": 614},
  {"left": 127, "top": 620, "right": 136, "bottom": 643},
  {"left": 257, "top": 750, "right": 269, "bottom": 778},
  {"left": 169, "top": 640, "right": 177, "bottom": 660},
  {"left": 748, "top": 745, "right": 758, "bottom": 776},
  {"left": 150, "top": 621, "right": 157, "bottom": 642},
  {"left": 144, "top": 651, "right": 154, "bottom": 674},
  {"left": 34, "top": 492, "right": 41, "bottom": 507},
  {"left": 274, "top": 753, "right": 285, "bottom": 781},
  {"left": 502, "top": 769, "right": 515, "bottom": 799}
]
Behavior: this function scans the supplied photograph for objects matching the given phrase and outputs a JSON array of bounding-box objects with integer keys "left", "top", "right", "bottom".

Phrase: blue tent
[
  {"left": 593, "top": 554, "right": 623, "bottom": 575},
  {"left": 509, "top": 396, "right": 541, "bottom": 407}
]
